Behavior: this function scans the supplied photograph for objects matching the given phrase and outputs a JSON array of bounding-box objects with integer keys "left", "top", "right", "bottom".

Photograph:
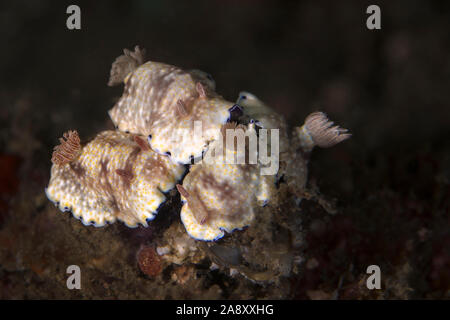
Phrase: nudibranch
[
  {"left": 236, "top": 91, "right": 289, "bottom": 155},
  {"left": 176, "top": 123, "right": 275, "bottom": 241},
  {"left": 236, "top": 91, "right": 351, "bottom": 199},
  {"left": 107, "top": 46, "right": 235, "bottom": 164},
  {"left": 46, "top": 130, "right": 185, "bottom": 227}
]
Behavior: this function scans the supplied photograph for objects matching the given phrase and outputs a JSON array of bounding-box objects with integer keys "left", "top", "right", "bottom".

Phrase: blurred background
[{"left": 0, "top": 0, "right": 448, "bottom": 299}]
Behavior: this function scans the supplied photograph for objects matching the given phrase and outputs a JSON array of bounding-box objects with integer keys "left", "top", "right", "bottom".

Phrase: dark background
[{"left": 0, "top": 0, "right": 448, "bottom": 299}]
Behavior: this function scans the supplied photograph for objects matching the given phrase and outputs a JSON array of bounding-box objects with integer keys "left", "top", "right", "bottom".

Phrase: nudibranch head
[
  {"left": 46, "top": 130, "right": 185, "bottom": 227},
  {"left": 177, "top": 124, "right": 274, "bottom": 241},
  {"left": 108, "top": 57, "right": 234, "bottom": 164}
]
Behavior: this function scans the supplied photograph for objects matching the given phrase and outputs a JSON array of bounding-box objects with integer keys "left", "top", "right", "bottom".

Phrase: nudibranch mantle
[
  {"left": 178, "top": 125, "right": 275, "bottom": 241},
  {"left": 108, "top": 57, "right": 234, "bottom": 164},
  {"left": 46, "top": 130, "right": 185, "bottom": 227}
]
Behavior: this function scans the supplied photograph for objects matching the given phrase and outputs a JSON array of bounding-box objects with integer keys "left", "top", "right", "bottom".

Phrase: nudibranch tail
[
  {"left": 297, "top": 111, "right": 351, "bottom": 151},
  {"left": 51, "top": 130, "right": 81, "bottom": 165},
  {"left": 108, "top": 45, "right": 146, "bottom": 87}
]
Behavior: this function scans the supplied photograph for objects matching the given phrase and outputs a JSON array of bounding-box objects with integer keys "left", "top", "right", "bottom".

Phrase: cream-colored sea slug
[
  {"left": 235, "top": 91, "right": 289, "bottom": 187},
  {"left": 46, "top": 130, "right": 186, "bottom": 227},
  {"left": 176, "top": 123, "right": 275, "bottom": 241},
  {"left": 236, "top": 91, "right": 289, "bottom": 155},
  {"left": 236, "top": 91, "right": 351, "bottom": 201},
  {"left": 107, "top": 45, "right": 237, "bottom": 164}
]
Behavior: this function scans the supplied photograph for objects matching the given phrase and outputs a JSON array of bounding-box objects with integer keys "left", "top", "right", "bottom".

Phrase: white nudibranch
[
  {"left": 108, "top": 47, "right": 235, "bottom": 164},
  {"left": 236, "top": 91, "right": 290, "bottom": 155},
  {"left": 46, "top": 130, "right": 185, "bottom": 227},
  {"left": 177, "top": 124, "right": 275, "bottom": 241}
]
